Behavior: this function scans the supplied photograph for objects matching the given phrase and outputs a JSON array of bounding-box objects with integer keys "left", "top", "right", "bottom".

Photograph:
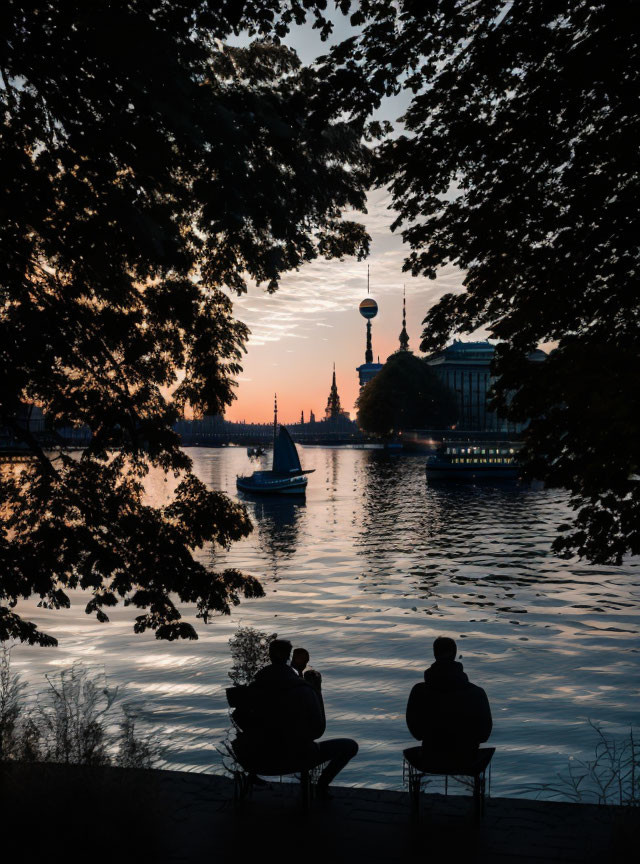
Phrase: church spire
[
  {"left": 399, "top": 286, "right": 410, "bottom": 351},
  {"left": 325, "top": 363, "right": 344, "bottom": 420}
]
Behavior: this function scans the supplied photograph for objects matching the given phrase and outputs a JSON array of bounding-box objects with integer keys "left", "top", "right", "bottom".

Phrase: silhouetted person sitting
[
  {"left": 291, "top": 647, "right": 310, "bottom": 677},
  {"left": 232, "top": 639, "right": 358, "bottom": 798},
  {"left": 406, "top": 637, "right": 492, "bottom": 767},
  {"left": 292, "top": 647, "right": 323, "bottom": 690}
]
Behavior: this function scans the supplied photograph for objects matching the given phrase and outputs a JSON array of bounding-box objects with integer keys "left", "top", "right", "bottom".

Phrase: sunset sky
[
  {"left": 224, "top": 189, "right": 470, "bottom": 424},
  {"left": 224, "top": 19, "right": 476, "bottom": 424}
]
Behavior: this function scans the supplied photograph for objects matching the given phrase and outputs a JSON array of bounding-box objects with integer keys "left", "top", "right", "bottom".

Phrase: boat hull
[
  {"left": 238, "top": 425, "right": 312, "bottom": 495},
  {"left": 236, "top": 474, "right": 308, "bottom": 495},
  {"left": 426, "top": 441, "right": 521, "bottom": 481},
  {"left": 426, "top": 461, "right": 519, "bottom": 481}
]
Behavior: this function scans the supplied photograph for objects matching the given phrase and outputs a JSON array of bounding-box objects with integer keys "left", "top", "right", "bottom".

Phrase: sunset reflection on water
[{"left": 11, "top": 447, "right": 640, "bottom": 797}]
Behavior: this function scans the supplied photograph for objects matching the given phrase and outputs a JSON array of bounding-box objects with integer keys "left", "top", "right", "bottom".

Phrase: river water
[{"left": 11, "top": 447, "right": 640, "bottom": 797}]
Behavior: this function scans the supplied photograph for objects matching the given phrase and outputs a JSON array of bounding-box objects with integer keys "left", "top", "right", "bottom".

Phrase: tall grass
[
  {"left": 531, "top": 721, "right": 639, "bottom": 807},
  {"left": 0, "top": 645, "right": 159, "bottom": 768}
]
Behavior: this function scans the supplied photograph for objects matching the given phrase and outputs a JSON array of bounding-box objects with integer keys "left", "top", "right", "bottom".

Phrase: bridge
[
  {"left": 178, "top": 428, "right": 368, "bottom": 447},
  {"left": 173, "top": 416, "right": 370, "bottom": 448},
  {"left": 2, "top": 414, "right": 523, "bottom": 456}
]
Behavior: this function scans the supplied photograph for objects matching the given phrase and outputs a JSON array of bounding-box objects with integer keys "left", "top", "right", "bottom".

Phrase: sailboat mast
[{"left": 273, "top": 392, "right": 278, "bottom": 450}]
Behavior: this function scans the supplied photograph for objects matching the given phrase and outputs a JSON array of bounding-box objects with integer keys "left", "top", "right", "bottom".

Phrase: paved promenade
[{"left": 1, "top": 762, "right": 635, "bottom": 863}]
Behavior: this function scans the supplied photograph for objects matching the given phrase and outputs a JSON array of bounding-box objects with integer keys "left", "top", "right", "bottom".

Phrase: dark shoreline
[{"left": 1, "top": 761, "right": 636, "bottom": 863}]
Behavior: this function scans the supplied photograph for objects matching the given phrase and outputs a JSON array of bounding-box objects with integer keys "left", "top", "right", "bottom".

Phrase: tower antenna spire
[{"left": 399, "top": 284, "right": 410, "bottom": 351}]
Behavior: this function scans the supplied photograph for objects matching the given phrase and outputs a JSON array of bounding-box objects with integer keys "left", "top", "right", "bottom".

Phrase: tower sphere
[{"left": 359, "top": 298, "right": 378, "bottom": 319}]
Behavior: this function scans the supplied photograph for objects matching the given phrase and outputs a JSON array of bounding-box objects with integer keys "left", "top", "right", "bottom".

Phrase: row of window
[{"left": 446, "top": 447, "right": 516, "bottom": 455}]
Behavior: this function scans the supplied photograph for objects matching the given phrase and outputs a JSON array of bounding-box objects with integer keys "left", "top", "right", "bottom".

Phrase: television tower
[{"left": 356, "top": 266, "right": 383, "bottom": 386}]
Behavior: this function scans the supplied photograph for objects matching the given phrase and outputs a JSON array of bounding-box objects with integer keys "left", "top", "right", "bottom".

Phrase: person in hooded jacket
[
  {"left": 406, "top": 636, "right": 492, "bottom": 766},
  {"left": 232, "top": 638, "right": 358, "bottom": 797}
]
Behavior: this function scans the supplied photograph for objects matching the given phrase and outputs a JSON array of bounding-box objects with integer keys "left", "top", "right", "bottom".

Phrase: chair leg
[
  {"left": 233, "top": 771, "right": 240, "bottom": 804},
  {"left": 473, "top": 772, "right": 483, "bottom": 820},
  {"left": 233, "top": 770, "right": 250, "bottom": 805},
  {"left": 408, "top": 769, "right": 421, "bottom": 818},
  {"left": 300, "top": 768, "right": 310, "bottom": 811}
]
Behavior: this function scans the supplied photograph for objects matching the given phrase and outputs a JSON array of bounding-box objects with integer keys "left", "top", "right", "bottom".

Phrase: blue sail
[{"left": 272, "top": 426, "right": 302, "bottom": 474}]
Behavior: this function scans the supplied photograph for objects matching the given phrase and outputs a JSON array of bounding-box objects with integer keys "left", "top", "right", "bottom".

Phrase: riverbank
[{"left": 1, "top": 762, "right": 635, "bottom": 863}]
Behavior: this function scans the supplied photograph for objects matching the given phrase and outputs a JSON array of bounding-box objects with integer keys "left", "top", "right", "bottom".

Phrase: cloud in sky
[
  {"left": 221, "top": 18, "right": 492, "bottom": 424},
  {"left": 225, "top": 188, "right": 474, "bottom": 423}
]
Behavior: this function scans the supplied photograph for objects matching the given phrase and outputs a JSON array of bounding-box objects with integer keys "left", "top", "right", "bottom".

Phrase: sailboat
[{"left": 236, "top": 396, "right": 314, "bottom": 496}]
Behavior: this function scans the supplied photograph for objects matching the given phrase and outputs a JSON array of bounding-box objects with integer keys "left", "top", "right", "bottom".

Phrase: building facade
[
  {"left": 356, "top": 359, "right": 384, "bottom": 387},
  {"left": 426, "top": 340, "right": 546, "bottom": 432}
]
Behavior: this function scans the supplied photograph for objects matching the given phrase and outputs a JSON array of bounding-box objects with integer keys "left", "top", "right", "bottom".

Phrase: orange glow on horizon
[{"left": 211, "top": 190, "right": 474, "bottom": 425}]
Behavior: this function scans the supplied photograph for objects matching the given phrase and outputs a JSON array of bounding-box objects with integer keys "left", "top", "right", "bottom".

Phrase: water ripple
[{"left": 11, "top": 448, "right": 640, "bottom": 797}]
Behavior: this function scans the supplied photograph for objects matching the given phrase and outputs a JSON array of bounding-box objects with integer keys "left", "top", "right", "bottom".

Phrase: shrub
[{"left": 228, "top": 626, "right": 277, "bottom": 687}]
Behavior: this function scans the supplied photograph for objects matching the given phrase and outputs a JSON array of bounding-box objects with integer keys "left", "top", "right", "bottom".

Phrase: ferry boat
[{"left": 425, "top": 441, "right": 520, "bottom": 479}]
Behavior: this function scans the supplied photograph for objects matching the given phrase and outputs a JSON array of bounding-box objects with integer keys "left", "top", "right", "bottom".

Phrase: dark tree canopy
[
  {"left": 320, "top": 0, "right": 640, "bottom": 563},
  {"left": 0, "top": 1, "right": 371, "bottom": 645},
  {"left": 356, "top": 351, "right": 458, "bottom": 438}
]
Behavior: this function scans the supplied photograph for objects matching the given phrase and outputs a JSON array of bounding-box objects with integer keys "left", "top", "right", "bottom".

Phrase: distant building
[
  {"left": 0, "top": 402, "right": 48, "bottom": 452},
  {"left": 357, "top": 358, "right": 384, "bottom": 387},
  {"left": 173, "top": 413, "right": 226, "bottom": 442},
  {"left": 356, "top": 271, "right": 384, "bottom": 387},
  {"left": 358, "top": 288, "right": 410, "bottom": 386},
  {"left": 325, "top": 364, "right": 350, "bottom": 421},
  {"left": 426, "top": 340, "right": 546, "bottom": 432}
]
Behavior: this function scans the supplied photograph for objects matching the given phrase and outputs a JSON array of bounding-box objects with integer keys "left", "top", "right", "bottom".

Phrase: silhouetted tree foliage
[
  {"left": 319, "top": 0, "right": 640, "bottom": 563},
  {"left": 228, "top": 625, "right": 276, "bottom": 687},
  {"left": 356, "top": 352, "right": 457, "bottom": 438},
  {"left": 0, "top": 2, "right": 372, "bottom": 645}
]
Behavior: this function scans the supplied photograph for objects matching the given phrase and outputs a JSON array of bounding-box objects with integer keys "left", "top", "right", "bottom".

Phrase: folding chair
[
  {"left": 403, "top": 746, "right": 495, "bottom": 819},
  {"left": 226, "top": 686, "right": 324, "bottom": 810}
]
